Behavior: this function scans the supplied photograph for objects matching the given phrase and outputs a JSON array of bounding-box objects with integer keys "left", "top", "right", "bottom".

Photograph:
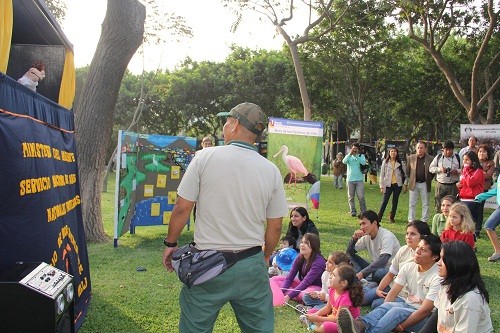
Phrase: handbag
[{"left": 171, "top": 242, "right": 261, "bottom": 288}]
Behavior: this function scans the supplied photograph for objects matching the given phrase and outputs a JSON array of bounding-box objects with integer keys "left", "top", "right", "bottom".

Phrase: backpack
[
  {"left": 398, "top": 163, "right": 406, "bottom": 184},
  {"left": 437, "top": 153, "right": 461, "bottom": 169},
  {"left": 360, "top": 163, "right": 369, "bottom": 174}
]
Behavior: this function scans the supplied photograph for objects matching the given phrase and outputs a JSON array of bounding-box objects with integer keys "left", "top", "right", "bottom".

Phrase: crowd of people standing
[{"left": 332, "top": 137, "right": 500, "bottom": 263}]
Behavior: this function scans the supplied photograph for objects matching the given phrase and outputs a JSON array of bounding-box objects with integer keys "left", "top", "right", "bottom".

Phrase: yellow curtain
[
  {"left": 58, "top": 50, "right": 76, "bottom": 109},
  {"left": 0, "top": 0, "right": 13, "bottom": 73}
]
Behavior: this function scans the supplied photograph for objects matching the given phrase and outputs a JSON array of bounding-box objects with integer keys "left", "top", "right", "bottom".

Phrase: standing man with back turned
[
  {"left": 405, "top": 141, "right": 434, "bottom": 223},
  {"left": 162, "top": 102, "right": 288, "bottom": 333}
]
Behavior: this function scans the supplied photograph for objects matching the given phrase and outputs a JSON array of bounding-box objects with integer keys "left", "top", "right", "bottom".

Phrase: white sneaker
[
  {"left": 299, "top": 314, "right": 311, "bottom": 327},
  {"left": 268, "top": 266, "right": 280, "bottom": 276},
  {"left": 295, "top": 304, "right": 311, "bottom": 314},
  {"left": 488, "top": 253, "right": 500, "bottom": 262}
]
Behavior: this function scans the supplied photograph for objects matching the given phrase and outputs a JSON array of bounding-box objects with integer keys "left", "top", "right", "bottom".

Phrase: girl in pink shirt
[{"left": 302, "top": 263, "right": 363, "bottom": 332}]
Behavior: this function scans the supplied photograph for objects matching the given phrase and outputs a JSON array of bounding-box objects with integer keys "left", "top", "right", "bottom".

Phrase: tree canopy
[{"left": 66, "top": 0, "right": 497, "bottom": 241}]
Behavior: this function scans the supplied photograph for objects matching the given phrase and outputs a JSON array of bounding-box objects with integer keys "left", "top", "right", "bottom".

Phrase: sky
[{"left": 63, "top": 0, "right": 307, "bottom": 74}]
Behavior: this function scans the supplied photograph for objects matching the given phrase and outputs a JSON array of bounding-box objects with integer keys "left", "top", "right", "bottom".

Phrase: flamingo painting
[{"left": 273, "top": 145, "right": 310, "bottom": 184}]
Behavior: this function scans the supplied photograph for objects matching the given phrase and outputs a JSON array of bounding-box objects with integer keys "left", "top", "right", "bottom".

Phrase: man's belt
[
  {"left": 438, "top": 182, "right": 457, "bottom": 185},
  {"left": 220, "top": 246, "right": 262, "bottom": 261}
]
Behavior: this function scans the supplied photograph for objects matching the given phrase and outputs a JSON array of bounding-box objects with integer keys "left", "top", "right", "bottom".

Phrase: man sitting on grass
[
  {"left": 338, "top": 234, "right": 442, "bottom": 333},
  {"left": 346, "top": 210, "right": 400, "bottom": 284}
]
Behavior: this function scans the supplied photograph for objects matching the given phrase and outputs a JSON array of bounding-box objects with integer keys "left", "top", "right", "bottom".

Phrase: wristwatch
[{"left": 163, "top": 237, "right": 178, "bottom": 247}]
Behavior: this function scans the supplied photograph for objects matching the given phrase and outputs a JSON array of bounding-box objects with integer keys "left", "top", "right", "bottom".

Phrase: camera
[{"left": 445, "top": 167, "right": 451, "bottom": 177}]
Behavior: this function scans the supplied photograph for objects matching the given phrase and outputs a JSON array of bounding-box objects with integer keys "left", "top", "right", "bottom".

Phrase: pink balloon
[{"left": 269, "top": 279, "right": 285, "bottom": 306}]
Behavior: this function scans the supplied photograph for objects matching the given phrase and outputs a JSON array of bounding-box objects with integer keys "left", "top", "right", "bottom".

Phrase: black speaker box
[{"left": 0, "top": 262, "right": 74, "bottom": 333}]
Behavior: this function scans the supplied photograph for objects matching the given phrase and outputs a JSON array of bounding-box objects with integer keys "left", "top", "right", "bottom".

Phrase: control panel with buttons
[{"left": 19, "top": 262, "right": 73, "bottom": 299}]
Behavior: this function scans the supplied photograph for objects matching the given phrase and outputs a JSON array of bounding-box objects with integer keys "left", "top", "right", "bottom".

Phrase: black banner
[{"left": 0, "top": 73, "right": 91, "bottom": 330}]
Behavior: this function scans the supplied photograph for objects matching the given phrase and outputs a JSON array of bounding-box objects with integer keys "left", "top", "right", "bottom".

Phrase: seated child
[
  {"left": 268, "top": 235, "right": 297, "bottom": 276},
  {"left": 440, "top": 202, "right": 475, "bottom": 249},
  {"left": 302, "top": 252, "right": 351, "bottom": 310},
  {"left": 300, "top": 263, "right": 363, "bottom": 333},
  {"left": 431, "top": 195, "right": 455, "bottom": 237}
]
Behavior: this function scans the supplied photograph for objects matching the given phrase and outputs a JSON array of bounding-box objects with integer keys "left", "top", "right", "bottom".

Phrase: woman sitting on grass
[
  {"left": 285, "top": 206, "right": 319, "bottom": 244},
  {"left": 418, "top": 241, "right": 493, "bottom": 333},
  {"left": 271, "top": 233, "right": 326, "bottom": 303}
]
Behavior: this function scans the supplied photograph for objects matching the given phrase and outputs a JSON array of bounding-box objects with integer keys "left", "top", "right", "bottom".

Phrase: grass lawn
[{"left": 79, "top": 174, "right": 499, "bottom": 332}]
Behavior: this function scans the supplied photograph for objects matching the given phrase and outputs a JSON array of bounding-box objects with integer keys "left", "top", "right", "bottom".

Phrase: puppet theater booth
[
  {"left": 0, "top": 1, "right": 89, "bottom": 332},
  {"left": 0, "top": 0, "right": 75, "bottom": 109}
]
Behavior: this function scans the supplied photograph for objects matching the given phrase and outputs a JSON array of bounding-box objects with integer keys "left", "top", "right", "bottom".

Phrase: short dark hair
[
  {"left": 280, "top": 235, "right": 297, "bottom": 250},
  {"left": 407, "top": 220, "right": 431, "bottom": 236},
  {"left": 358, "top": 210, "right": 379, "bottom": 227},
  {"left": 441, "top": 195, "right": 455, "bottom": 204},
  {"left": 330, "top": 252, "right": 351, "bottom": 266},
  {"left": 416, "top": 140, "right": 427, "bottom": 147},
  {"left": 352, "top": 142, "right": 361, "bottom": 149},
  {"left": 420, "top": 234, "right": 441, "bottom": 262}
]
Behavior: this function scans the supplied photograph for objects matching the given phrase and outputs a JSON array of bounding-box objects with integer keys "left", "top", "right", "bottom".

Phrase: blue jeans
[
  {"left": 361, "top": 301, "right": 427, "bottom": 333},
  {"left": 351, "top": 253, "right": 388, "bottom": 283},
  {"left": 462, "top": 200, "right": 483, "bottom": 235},
  {"left": 362, "top": 285, "right": 390, "bottom": 306},
  {"left": 333, "top": 175, "right": 343, "bottom": 188},
  {"left": 347, "top": 181, "right": 366, "bottom": 214},
  {"left": 484, "top": 207, "right": 500, "bottom": 231},
  {"left": 371, "top": 296, "right": 405, "bottom": 309},
  {"left": 302, "top": 293, "right": 327, "bottom": 308}
]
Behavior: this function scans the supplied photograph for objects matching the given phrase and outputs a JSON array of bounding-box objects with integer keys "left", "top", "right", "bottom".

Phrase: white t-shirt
[
  {"left": 435, "top": 286, "right": 493, "bottom": 333},
  {"left": 394, "top": 261, "right": 441, "bottom": 309},
  {"left": 320, "top": 270, "right": 330, "bottom": 302},
  {"left": 354, "top": 227, "right": 401, "bottom": 267},
  {"left": 389, "top": 245, "right": 415, "bottom": 275},
  {"left": 178, "top": 143, "right": 288, "bottom": 251},
  {"left": 387, "top": 245, "right": 415, "bottom": 292}
]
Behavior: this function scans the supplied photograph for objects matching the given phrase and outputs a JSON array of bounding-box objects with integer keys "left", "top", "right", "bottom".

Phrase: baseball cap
[
  {"left": 216, "top": 102, "right": 267, "bottom": 135},
  {"left": 443, "top": 140, "right": 454, "bottom": 149}
]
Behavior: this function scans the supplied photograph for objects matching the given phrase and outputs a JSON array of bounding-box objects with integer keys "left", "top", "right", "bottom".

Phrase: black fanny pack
[{"left": 171, "top": 243, "right": 261, "bottom": 288}]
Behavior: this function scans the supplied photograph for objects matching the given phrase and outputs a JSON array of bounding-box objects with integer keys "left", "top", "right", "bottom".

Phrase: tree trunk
[
  {"left": 405, "top": 0, "right": 498, "bottom": 125},
  {"left": 276, "top": 25, "right": 313, "bottom": 121},
  {"left": 75, "top": 0, "right": 145, "bottom": 242},
  {"left": 357, "top": 104, "right": 365, "bottom": 143}
]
